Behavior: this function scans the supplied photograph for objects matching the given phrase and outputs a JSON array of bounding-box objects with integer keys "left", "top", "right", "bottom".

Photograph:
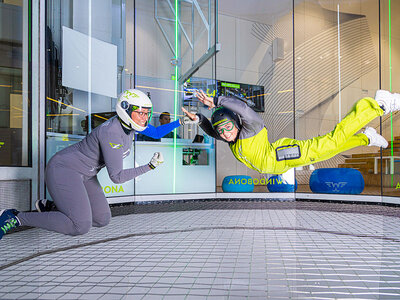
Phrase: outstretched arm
[
  {"left": 196, "top": 90, "right": 264, "bottom": 133},
  {"left": 181, "top": 107, "right": 222, "bottom": 141},
  {"left": 215, "top": 96, "right": 264, "bottom": 128},
  {"left": 141, "top": 107, "right": 199, "bottom": 139},
  {"left": 197, "top": 114, "right": 223, "bottom": 140},
  {"left": 100, "top": 133, "right": 152, "bottom": 184},
  {"left": 141, "top": 120, "right": 181, "bottom": 139}
]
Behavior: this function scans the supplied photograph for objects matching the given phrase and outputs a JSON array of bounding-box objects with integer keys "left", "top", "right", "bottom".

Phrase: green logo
[
  {"left": 123, "top": 90, "right": 139, "bottom": 99},
  {"left": 0, "top": 142, "right": 4, "bottom": 148},
  {"left": 109, "top": 143, "right": 123, "bottom": 149}
]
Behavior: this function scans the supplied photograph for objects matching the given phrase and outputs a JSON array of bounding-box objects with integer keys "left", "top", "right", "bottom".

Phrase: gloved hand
[
  {"left": 180, "top": 115, "right": 199, "bottom": 126},
  {"left": 149, "top": 152, "right": 164, "bottom": 169}
]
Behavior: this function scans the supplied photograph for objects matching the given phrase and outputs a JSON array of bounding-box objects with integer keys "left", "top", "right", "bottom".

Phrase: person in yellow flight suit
[{"left": 182, "top": 90, "right": 400, "bottom": 175}]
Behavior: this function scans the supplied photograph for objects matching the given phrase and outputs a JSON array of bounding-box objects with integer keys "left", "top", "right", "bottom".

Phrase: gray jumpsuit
[{"left": 17, "top": 116, "right": 151, "bottom": 235}]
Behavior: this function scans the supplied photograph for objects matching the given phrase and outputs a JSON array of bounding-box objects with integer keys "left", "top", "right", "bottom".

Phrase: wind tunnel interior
[{"left": 1, "top": 0, "right": 400, "bottom": 299}]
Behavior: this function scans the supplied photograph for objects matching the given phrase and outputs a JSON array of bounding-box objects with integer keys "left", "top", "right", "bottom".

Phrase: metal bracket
[{"left": 179, "top": 43, "right": 220, "bottom": 85}]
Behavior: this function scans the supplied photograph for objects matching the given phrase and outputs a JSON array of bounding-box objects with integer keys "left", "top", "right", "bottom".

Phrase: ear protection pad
[{"left": 120, "top": 101, "right": 129, "bottom": 110}]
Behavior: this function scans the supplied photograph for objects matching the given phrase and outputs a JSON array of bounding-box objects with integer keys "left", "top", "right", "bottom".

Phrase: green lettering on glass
[{"left": 103, "top": 185, "right": 124, "bottom": 194}]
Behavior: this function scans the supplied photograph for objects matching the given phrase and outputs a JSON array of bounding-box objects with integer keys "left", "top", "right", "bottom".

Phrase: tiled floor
[{"left": 1, "top": 200, "right": 400, "bottom": 299}]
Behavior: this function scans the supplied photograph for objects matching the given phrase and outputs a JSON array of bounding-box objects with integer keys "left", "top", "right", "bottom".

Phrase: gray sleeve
[
  {"left": 197, "top": 113, "right": 223, "bottom": 141},
  {"left": 99, "top": 131, "right": 151, "bottom": 184},
  {"left": 215, "top": 96, "right": 265, "bottom": 136}
]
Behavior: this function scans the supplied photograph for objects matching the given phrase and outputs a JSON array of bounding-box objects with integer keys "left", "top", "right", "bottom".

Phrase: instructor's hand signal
[
  {"left": 149, "top": 152, "right": 164, "bottom": 169},
  {"left": 196, "top": 90, "right": 215, "bottom": 110},
  {"left": 181, "top": 107, "right": 199, "bottom": 125}
]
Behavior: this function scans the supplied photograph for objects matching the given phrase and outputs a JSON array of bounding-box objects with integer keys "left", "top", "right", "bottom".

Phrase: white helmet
[{"left": 116, "top": 89, "right": 153, "bottom": 131}]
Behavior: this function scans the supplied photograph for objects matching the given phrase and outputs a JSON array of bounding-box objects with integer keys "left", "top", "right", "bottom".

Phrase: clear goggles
[{"left": 129, "top": 105, "right": 153, "bottom": 121}]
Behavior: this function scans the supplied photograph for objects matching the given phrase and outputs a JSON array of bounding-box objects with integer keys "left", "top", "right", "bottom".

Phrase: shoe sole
[
  {"left": 364, "top": 127, "right": 388, "bottom": 148},
  {"left": 35, "top": 201, "right": 42, "bottom": 212}
]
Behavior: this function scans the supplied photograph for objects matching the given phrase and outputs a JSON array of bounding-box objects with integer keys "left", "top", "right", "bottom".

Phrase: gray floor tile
[{"left": 1, "top": 203, "right": 400, "bottom": 299}]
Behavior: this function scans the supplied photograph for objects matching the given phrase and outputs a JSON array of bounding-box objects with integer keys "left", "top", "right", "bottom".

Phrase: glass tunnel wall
[
  {"left": 44, "top": 0, "right": 217, "bottom": 199},
  {"left": 294, "top": 0, "right": 382, "bottom": 196},
  {"left": 45, "top": 0, "right": 136, "bottom": 199},
  {"left": 134, "top": 0, "right": 217, "bottom": 195},
  {"left": 43, "top": 0, "right": 400, "bottom": 199},
  {"left": 215, "top": 0, "right": 294, "bottom": 194},
  {"left": 293, "top": 0, "right": 400, "bottom": 197},
  {"left": 215, "top": 0, "right": 400, "bottom": 198},
  {"left": 381, "top": 0, "right": 400, "bottom": 197}
]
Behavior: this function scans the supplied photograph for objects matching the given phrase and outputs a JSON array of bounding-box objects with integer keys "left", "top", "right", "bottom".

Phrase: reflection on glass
[
  {"left": 0, "top": 0, "right": 31, "bottom": 166},
  {"left": 135, "top": 0, "right": 217, "bottom": 194},
  {"left": 382, "top": 0, "right": 400, "bottom": 196},
  {"left": 294, "top": 0, "right": 382, "bottom": 196},
  {"left": 183, "top": 148, "right": 209, "bottom": 166},
  {"left": 218, "top": 81, "right": 265, "bottom": 112}
]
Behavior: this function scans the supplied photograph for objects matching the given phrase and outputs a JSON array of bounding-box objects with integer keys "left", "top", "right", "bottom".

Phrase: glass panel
[
  {"left": 45, "top": 0, "right": 133, "bottom": 198},
  {"left": 0, "top": 0, "right": 31, "bottom": 166},
  {"left": 382, "top": 0, "right": 400, "bottom": 196},
  {"left": 135, "top": 0, "right": 217, "bottom": 194},
  {"left": 216, "top": 1, "right": 294, "bottom": 194},
  {"left": 295, "top": 0, "right": 381, "bottom": 196}
]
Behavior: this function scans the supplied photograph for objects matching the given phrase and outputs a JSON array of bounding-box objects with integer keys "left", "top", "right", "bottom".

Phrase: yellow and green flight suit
[{"left": 197, "top": 96, "right": 384, "bottom": 174}]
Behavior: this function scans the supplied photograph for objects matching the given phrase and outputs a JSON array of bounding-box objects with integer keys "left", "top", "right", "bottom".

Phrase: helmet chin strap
[
  {"left": 118, "top": 117, "right": 133, "bottom": 131},
  {"left": 118, "top": 116, "right": 149, "bottom": 133}
]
